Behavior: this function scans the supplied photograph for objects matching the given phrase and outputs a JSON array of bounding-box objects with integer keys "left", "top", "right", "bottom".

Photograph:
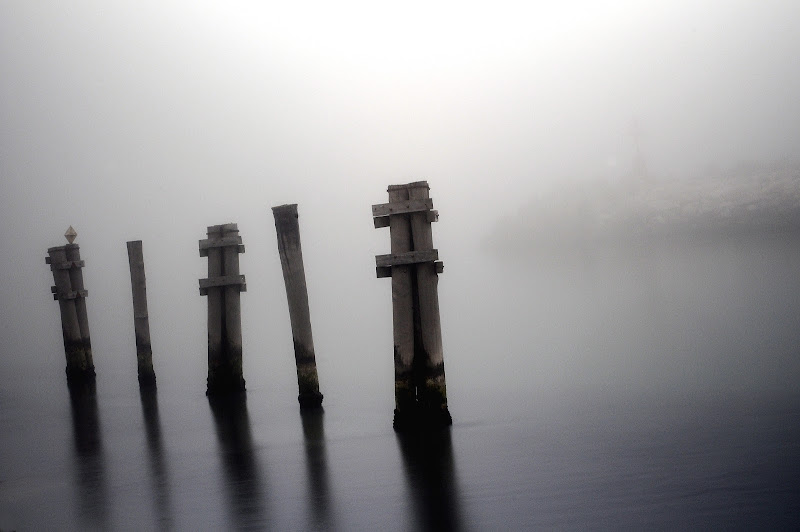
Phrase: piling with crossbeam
[
  {"left": 200, "top": 224, "right": 247, "bottom": 395},
  {"left": 373, "top": 181, "right": 451, "bottom": 429},
  {"left": 46, "top": 227, "right": 95, "bottom": 384},
  {"left": 272, "top": 204, "right": 324, "bottom": 409},
  {"left": 127, "top": 240, "right": 156, "bottom": 386}
]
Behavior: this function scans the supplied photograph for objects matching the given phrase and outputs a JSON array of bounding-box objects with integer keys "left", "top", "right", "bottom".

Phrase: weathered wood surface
[
  {"left": 273, "top": 204, "right": 323, "bottom": 408},
  {"left": 127, "top": 240, "right": 155, "bottom": 386},
  {"left": 375, "top": 249, "right": 439, "bottom": 268},
  {"left": 64, "top": 244, "right": 94, "bottom": 370},
  {"left": 375, "top": 181, "right": 452, "bottom": 429},
  {"left": 47, "top": 245, "right": 94, "bottom": 383},
  {"left": 387, "top": 185, "right": 416, "bottom": 422},
  {"left": 199, "top": 274, "right": 246, "bottom": 294},
  {"left": 408, "top": 184, "right": 449, "bottom": 421},
  {"left": 201, "top": 224, "right": 246, "bottom": 395},
  {"left": 222, "top": 224, "right": 244, "bottom": 392},
  {"left": 372, "top": 198, "right": 433, "bottom": 217}
]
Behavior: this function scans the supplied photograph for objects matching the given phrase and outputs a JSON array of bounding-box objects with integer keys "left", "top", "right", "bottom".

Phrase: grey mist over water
[{"left": 1, "top": 1, "right": 799, "bottom": 529}]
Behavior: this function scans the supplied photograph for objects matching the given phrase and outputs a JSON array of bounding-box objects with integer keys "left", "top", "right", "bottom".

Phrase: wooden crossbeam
[
  {"left": 199, "top": 236, "right": 245, "bottom": 257},
  {"left": 376, "top": 260, "right": 443, "bottom": 278},
  {"left": 52, "top": 289, "right": 88, "bottom": 301},
  {"left": 47, "top": 260, "right": 85, "bottom": 271},
  {"left": 375, "top": 249, "right": 438, "bottom": 268},
  {"left": 199, "top": 274, "right": 247, "bottom": 295},
  {"left": 372, "top": 198, "right": 433, "bottom": 218}
]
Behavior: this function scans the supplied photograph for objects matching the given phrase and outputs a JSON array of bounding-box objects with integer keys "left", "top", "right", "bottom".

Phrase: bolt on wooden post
[
  {"left": 46, "top": 226, "right": 95, "bottom": 384},
  {"left": 272, "top": 204, "right": 324, "bottom": 409},
  {"left": 199, "top": 224, "right": 247, "bottom": 395},
  {"left": 373, "top": 181, "right": 452, "bottom": 430},
  {"left": 126, "top": 240, "right": 156, "bottom": 386}
]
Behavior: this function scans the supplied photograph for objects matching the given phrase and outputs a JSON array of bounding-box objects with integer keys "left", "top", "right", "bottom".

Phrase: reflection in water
[
  {"left": 396, "top": 429, "right": 463, "bottom": 532},
  {"left": 300, "top": 409, "right": 333, "bottom": 529},
  {"left": 67, "top": 380, "right": 109, "bottom": 528},
  {"left": 139, "top": 386, "right": 173, "bottom": 529},
  {"left": 208, "top": 394, "right": 265, "bottom": 529}
]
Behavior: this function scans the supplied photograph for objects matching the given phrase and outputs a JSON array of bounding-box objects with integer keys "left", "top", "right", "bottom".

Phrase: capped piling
[
  {"left": 272, "top": 204, "right": 323, "bottom": 409},
  {"left": 46, "top": 227, "right": 95, "bottom": 384}
]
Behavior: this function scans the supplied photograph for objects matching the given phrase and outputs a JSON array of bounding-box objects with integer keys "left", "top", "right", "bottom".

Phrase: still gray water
[{"left": 1, "top": 234, "right": 799, "bottom": 530}]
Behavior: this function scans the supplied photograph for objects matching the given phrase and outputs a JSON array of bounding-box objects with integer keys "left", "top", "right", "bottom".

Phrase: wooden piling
[
  {"left": 126, "top": 240, "right": 156, "bottom": 386},
  {"left": 272, "top": 204, "right": 323, "bottom": 409},
  {"left": 47, "top": 245, "right": 95, "bottom": 383},
  {"left": 200, "top": 224, "right": 247, "bottom": 395},
  {"left": 64, "top": 244, "right": 94, "bottom": 370},
  {"left": 387, "top": 186, "right": 417, "bottom": 424},
  {"left": 407, "top": 184, "right": 449, "bottom": 420},
  {"left": 373, "top": 181, "right": 451, "bottom": 429}
]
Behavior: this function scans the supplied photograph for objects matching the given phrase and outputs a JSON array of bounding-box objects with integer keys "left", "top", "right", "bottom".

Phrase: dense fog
[{"left": 1, "top": 0, "right": 798, "bottom": 412}]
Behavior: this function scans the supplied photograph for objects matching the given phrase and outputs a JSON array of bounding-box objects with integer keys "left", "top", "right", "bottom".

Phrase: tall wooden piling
[
  {"left": 373, "top": 181, "right": 451, "bottom": 429},
  {"left": 64, "top": 244, "right": 94, "bottom": 370},
  {"left": 126, "top": 240, "right": 156, "bottom": 386},
  {"left": 272, "top": 204, "right": 323, "bottom": 409},
  {"left": 46, "top": 228, "right": 95, "bottom": 384},
  {"left": 200, "top": 224, "right": 247, "bottom": 395}
]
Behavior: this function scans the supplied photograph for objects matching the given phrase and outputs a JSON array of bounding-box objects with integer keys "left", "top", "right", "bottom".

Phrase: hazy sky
[{"left": 1, "top": 0, "right": 798, "bottom": 401}]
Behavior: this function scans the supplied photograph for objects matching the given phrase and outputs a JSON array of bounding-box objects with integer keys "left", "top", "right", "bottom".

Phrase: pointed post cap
[{"left": 65, "top": 226, "right": 77, "bottom": 244}]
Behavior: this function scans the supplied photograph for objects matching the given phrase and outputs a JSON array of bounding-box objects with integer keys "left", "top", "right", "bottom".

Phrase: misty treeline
[{"left": 487, "top": 160, "right": 800, "bottom": 257}]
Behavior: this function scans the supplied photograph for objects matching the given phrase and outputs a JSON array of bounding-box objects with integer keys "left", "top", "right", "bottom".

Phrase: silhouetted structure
[
  {"left": 199, "top": 224, "right": 247, "bottom": 395},
  {"left": 46, "top": 228, "right": 95, "bottom": 384},
  {"left": 373, "top": 181, "right": 452, "bottom": 429},
  {"left": 127, "top": 240, "right": 156, "bottom": 386},
  {"left": 272, "top": 204, "right": 323, "bottom": 408}
]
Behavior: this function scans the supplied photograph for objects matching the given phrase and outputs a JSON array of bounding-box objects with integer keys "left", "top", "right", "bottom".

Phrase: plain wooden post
[
  {"left": 126, "top": 240, "right": 156, "bottom": 386},
  {"left": 200, "top": 224, "right": 246, "bottom": 395},
  {"left": 47, "top": 245, "right": 94, "bottom": 383},
  {"left": 272, "top": 204, "right": 324, "bottom": 408},
  {"left": 408, "top": 183, "right": 450, "bottom": 424}
]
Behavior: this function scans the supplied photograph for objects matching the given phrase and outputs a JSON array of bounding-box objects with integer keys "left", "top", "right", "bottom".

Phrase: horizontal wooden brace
[
  {"left": 373, "top": 208, "right": 439, "bottom": 228},
  {"left": 372, "top": 198, "right": 433, "bottom": 218},
  {"left": 48, "top": 260, "right": 85, "bottom": 271},
  {"left": 199, "top": 275, "right": 247, "bottom": 295},
  {"left": 376, "top": 260, "right": 444, "bottom": 278},
  {"left": 53, "top": 289, "right": 88, "bottom": 300},
  {"left": 375, "top": 249, "right": 438, "bottom": 268},
  {"left": 208, "top": 223, "right": 239, "bottom": 233},
  {"left": 199, "top": 236, "right": 245, "bottom": 256}
]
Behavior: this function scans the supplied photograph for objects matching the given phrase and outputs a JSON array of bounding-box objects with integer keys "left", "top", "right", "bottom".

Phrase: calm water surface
[{"left": 2, "top": 236, "right": 799, "bottom": 530}]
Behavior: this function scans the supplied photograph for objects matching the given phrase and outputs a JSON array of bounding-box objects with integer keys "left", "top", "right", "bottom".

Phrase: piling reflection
[
  {"left": 139, "top": 386, "right": 172, "bottom": 529},
  {"left": 208, "top": 394, "right": 265, "bottom": 529},
  {"left": 396, "top": 429, "right": 463, "bottom": 532},
  {"left": 300, "top": 409, "right": 333, "bottom": 529},
  {"left": 67, "top": 380, "right": 109, "bottom": 528}
]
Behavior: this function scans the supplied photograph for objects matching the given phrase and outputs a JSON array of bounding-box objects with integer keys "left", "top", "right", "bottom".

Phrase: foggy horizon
[{"left": 1, "top": 2, "right": 799, "bottom": 528}]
